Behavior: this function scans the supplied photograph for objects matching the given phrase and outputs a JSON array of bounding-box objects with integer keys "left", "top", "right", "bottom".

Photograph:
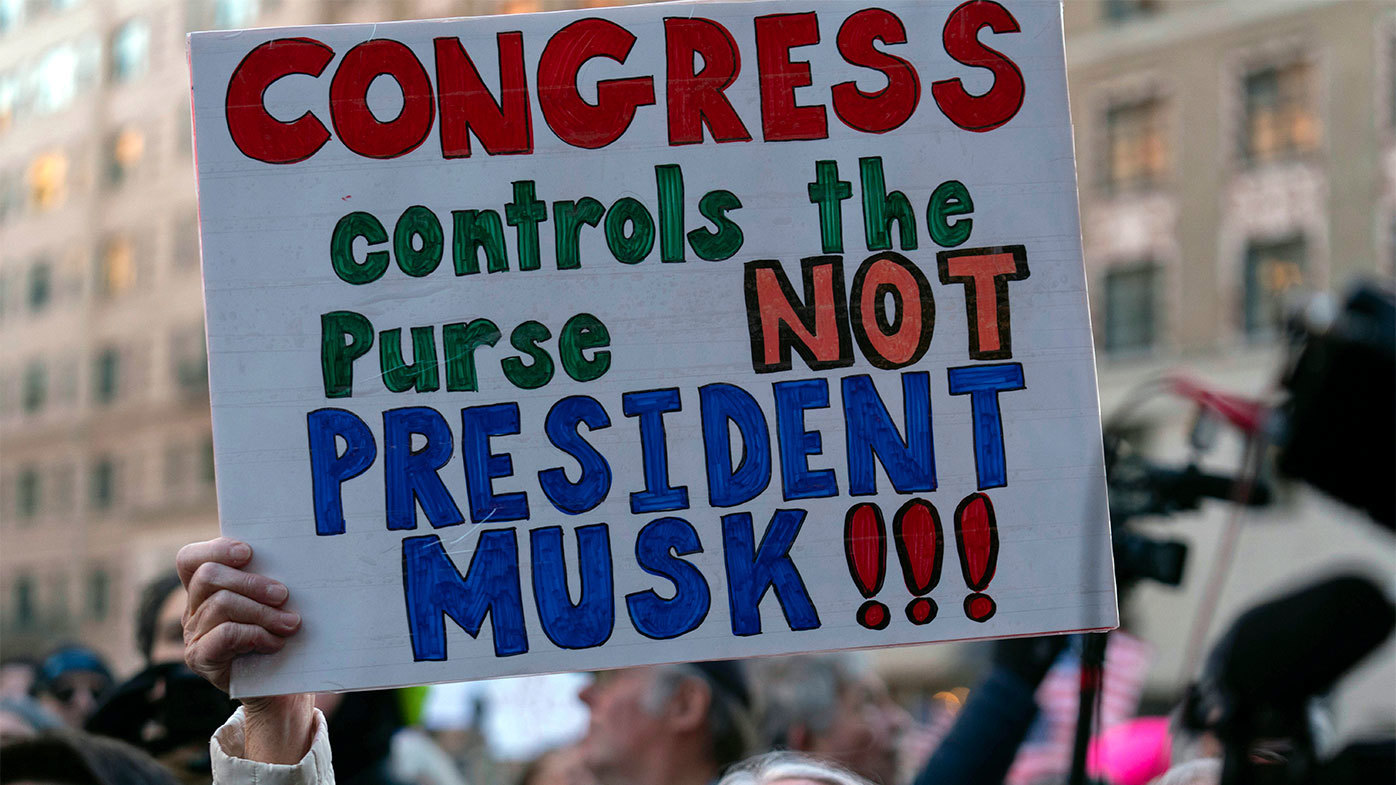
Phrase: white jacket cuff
[{"left": 211, "top": 706, "right": 335, "bottom": 785}]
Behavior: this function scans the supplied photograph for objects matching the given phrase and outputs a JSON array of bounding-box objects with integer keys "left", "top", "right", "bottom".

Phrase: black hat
[{"left": 690, "top": 660, "right": 751, "bottom": 709}]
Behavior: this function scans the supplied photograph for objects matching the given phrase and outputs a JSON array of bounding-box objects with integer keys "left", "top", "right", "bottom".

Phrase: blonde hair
[{"left": 718, "top": 751, "right": 874, "bottom": 785}]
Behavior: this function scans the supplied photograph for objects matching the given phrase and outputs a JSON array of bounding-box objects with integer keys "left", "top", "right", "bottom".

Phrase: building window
[
  {"left": 1, "top": 37, "right": 98, "bottom": 124},
  {"left": 1102, "top": 264, "right": 1159, "bottom": 353},
  {"left": 93, "top": 347, "right": 121, "bottom": 404},
  {"left": 1104, "top": 96, "right": 1167, "bottom": 191},
  {"left": 17, "top": 466, "right": 41, "bottom": 519},
  {"left": 105, "top": 127, "right": 145, "bottom": 187},
  {"left": 28, "top": 261, "right": 51, "bottom": 312},
  {"left": 26, "top": 151, "right": 67, "bottom": 211},
  {"left": 1241, "top": 61, "right": 1318, "bottom": 164},
  {"left": 110, "top": 18, "right": 150, "bottom": 82},
  {"left": 34, "top": 43, "right": 78, "bottom": 113},
  {"left": 1243, "top": 237, "right": 1306, "bottom": 337},
  {"left": 22, "top": 360, "right": 45, "bottom": 413},
  {"left": 86, "top": 569, "right": 109, "bottom": 621},
  {"left": 187, "top": 0, "right": 258, "bottom": 30},
  {"left": 97, "top": 235, "right": 137, "bottom": 297},
  {"left": 215, "top": 0, "right": 257, "bottom": 27},
  {"left": 35, "top": 44, "right": 78, "bottom": 110},
  {"left": 1103, "top": 0, "right": 1157, "bottom": 23},
  {"left": 90, "top": 457, "right": 117, "bottom": 510},
  {"left": 13, "top": 575, "right": 36, "bottom": 629},
  {"left": 1, "top": 0, "right": 27, "bottom": 32},
  {"left": 172, "top": 326, "right": 208, "bottom": 397}
]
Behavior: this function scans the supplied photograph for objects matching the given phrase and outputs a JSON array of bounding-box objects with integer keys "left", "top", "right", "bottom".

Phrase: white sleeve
[{"left": 211, "top": 706, "right": 336, "bottom": 785}]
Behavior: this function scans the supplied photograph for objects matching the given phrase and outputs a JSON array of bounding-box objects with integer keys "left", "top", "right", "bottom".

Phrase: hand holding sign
[
  {"left": 177, "top": 537, "right": 300, "bottom": 690},
  {"left": 177, "top": 538, "right": 316, "bottom": 763}
]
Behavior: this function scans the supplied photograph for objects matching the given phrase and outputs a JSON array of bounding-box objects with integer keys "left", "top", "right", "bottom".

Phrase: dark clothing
[{"left": 911, "top": 667, "right": 1041, "bottom": 785}]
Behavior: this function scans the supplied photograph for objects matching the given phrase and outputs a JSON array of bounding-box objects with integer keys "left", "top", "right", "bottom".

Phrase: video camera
[
  {"left": 1274, "top": 280, "right": 1395, "bottom": 529},
  {"left": 1102, "top": 279, "right": 1394, "bottom": 588},
  {"left": 1094, "top": 280, "right": 1395, "bottom": 784}
]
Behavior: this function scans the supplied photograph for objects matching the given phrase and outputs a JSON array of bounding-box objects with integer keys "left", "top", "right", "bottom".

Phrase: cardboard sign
[{"left": 189, "top": 0, "right": 1116, "bottom": 698}]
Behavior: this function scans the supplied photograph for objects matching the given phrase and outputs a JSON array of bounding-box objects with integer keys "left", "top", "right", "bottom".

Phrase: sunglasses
[{"left": 53, "top": 681, "right": 109, "bottom": 704}]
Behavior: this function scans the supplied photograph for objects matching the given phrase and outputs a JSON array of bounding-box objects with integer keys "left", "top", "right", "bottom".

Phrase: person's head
[
  {"left": 753, "top": 654, "right": 908, "bottom": 785},
  {"left": 578, "top": 662, "right": 756, "bottom": 785},
  {"left": 0, "top": 730, "right": 182, "bottom": 785},
  {"left": 134, "top": 573, "right": 187, "bottom": 667},
  {"left": 34, "top": 647, "right": 113, "bottom": 729},
  {"left": 717, "top": 751, "right": 874, "bottom": 785},
  {"left": 1169, "top": 690, "right": 1222, "bottom": 766}
]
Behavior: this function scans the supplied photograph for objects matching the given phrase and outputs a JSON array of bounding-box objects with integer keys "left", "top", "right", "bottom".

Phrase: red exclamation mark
[
  {"left": 844, "top": 503, "right": 889, "bottom": 630},
  {"left": 893, "top": 498, "right": 943, "bottom": 625},
  {"left": 954, "top": 492, "right": 1000, "bottom": 622}
]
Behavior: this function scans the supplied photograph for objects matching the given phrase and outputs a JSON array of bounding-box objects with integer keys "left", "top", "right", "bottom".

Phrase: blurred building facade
[
  {"left": 1062, "top": 0, "right": 1396, "bottom": 736},
  {"left": 0, "top": 0, "right": 612, "bottom": 673},
  {"left": 1, "top": 0, "right": 1392, "bottom": 732},
  {"left": 0, "top": 0, "right": 224, "bottom": 670}
]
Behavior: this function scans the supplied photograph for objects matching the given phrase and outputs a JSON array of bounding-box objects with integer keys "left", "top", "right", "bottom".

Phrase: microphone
[
  {"left": 1201, "top": 575, "right": 1395, "bottom": 785},
  {"left": 1203, "top": 574, "right": 1395, "bottom": 708}
]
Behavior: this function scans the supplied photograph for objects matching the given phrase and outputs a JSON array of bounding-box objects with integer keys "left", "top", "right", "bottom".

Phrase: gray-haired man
[
  {"left": 577, "top": 661, "right": 757, "bottom": 785},
  {"left": 753, "top": 654, "right": 909, "bottom": 785}
]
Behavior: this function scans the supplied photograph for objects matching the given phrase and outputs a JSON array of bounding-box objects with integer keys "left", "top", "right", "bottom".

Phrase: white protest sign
[{"left": 189, "top": 0, "right": 1116, "bottom": 698}]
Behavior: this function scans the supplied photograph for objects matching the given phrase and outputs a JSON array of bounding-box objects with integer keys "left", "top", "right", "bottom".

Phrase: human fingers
[
  {"left": 185, "top": 621, "right": 289, "bottom": 693},
  {"left": 176, "top": 537, "right": 252, "bottom": 588},
  {"left": 186, "top": 560, "right": 289, "bottom": 615},
  {"left": 186, "top": 588, "right": 301, "bottom": 642}
]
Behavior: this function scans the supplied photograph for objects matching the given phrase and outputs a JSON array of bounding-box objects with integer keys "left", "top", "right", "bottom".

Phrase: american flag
[{"left": 1005, "top": 632, "right": 1154, "bottom": 785}]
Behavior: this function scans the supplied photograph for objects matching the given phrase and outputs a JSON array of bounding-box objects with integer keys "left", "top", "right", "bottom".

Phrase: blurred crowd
[{"left": 2, "top": 548, "right": 1391, "bottom": 785}]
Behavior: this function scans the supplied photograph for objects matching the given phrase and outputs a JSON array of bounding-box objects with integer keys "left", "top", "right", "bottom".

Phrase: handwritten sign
[{"left": 189, "top": 0, "right": 1116, "bottom": 698}]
